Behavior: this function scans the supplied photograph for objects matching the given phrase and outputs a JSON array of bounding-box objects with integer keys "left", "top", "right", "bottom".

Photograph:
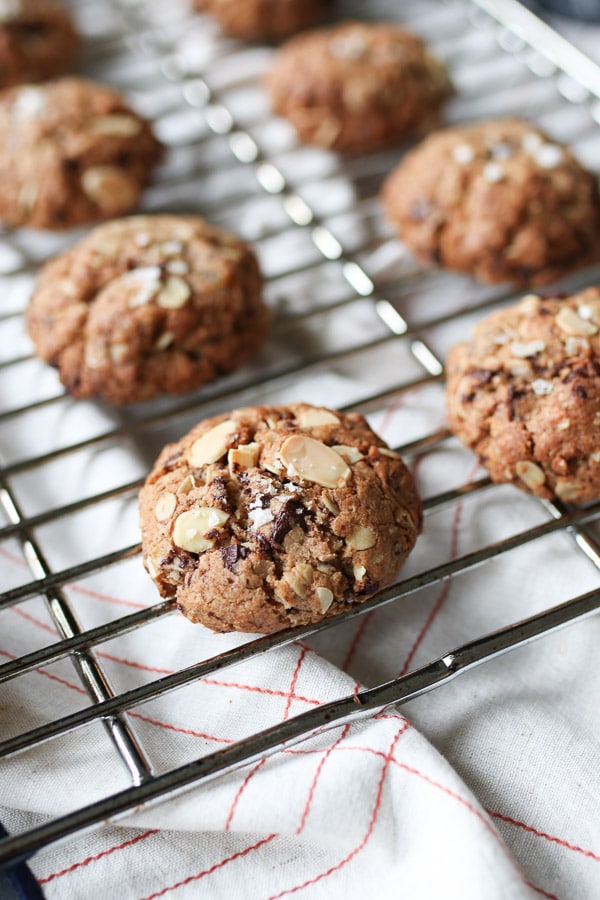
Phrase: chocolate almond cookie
[
  {"left": 139, "top": 403, "right": 422, "bottom": 633},
  {"left": 446, "top": 290, "right": 600, "bottom": 502},
  {"left": 26, "top": 215, "right": 268, "bottom": 404},
  {"left": 382, "top": 118, "right": 600, "bottom": 286},
  {"left": 0, "top": 77, "right": 163, "bottom": 230},
  {"left": 265, "top": 20, "right": 452, "bottom": 154},
  {"left": 193, "top": 0, "right": 326, "bottom": 40},
  {"left": 0, "top": 0, "right": 78, "bottom": 87}
]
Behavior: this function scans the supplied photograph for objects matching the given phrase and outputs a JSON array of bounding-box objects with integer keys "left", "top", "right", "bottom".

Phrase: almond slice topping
[
  {"left": 188, "top": 420, "right": 237, "bottom": 467},
  {"left": 279, "top": 435, "right": 350, "bottom": 488},
  {"left": 172, "top": 507, "right": 229, "bottom": 554}
]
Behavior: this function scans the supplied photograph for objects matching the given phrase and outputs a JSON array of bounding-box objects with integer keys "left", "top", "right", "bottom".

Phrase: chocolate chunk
[{"left": 270, "top": 498, "right": 308, "bottom": 545}]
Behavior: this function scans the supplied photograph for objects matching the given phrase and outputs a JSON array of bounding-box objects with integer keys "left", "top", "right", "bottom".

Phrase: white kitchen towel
[{"left": 1, "top": 0, "right": 600, "bottom": 899}]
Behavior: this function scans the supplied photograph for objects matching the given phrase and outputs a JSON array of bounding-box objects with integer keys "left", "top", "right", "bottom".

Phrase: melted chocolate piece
[
  {"left": 221, "top": 543, "right": 248, "bottom": 573},
  {"left": 270, "top": 498, "right": 308, "bottom": 546}
]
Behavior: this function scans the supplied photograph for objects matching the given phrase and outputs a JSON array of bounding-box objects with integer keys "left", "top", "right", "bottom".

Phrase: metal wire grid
[{"left": 1, "top": 0, "right": 600, "bottom": 869}]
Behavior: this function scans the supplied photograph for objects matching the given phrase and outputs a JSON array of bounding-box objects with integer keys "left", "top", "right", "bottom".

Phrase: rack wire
[{"left": 1, "top": 0, "right": 600, "bottom": 871}]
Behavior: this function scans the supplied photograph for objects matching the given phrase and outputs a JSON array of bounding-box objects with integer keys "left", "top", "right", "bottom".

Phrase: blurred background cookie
[
  {"left": 192, "top": 0, "right": 327, "bottom": 40},
  {"left": 265, "top": 20, "right": 452, "bottom": 154},
  {"left": 382, "top": 117, "right": 600, "bottom": 286},
  {"left": 140, "top": 403, "right": 422, "bottom": 633},
  {"left": 26, "top": 214, "right": 268, "bottom": 404},
  {"left": 0, "top": 0, "right": 78, "bottom": 87},
  {"left": 0, "top": 77, "right": 163, "bottom": 229},
  {"left": 446, "top": 290, "right": 600, "bottom": 503}
]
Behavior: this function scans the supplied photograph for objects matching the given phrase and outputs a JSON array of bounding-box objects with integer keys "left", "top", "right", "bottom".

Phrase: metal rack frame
[{"left": 1, "top": 0, "right": 600, "bottom": 871}]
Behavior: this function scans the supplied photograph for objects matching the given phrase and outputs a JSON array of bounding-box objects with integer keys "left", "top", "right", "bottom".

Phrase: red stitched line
[
  {"left": 10, "top": 606, "right": 58, "bottom": 635},
  {"left": 224, "top": 758, "right": 267, "bottom": 832},
  {"left": 489, "top": 810, "right": 600, "bottom": 863},
  {"left": 138, "top": 832, "right": 278, "bottom": 900},
  {"left": 205, "top": 677, "right": 320, "bottom": 707},
  {"left": 39, "top": 829, "right": 159, "bottom": 884},
  {"left": 97, "top": 651, "right": 173, "bottom": 675},
  {"left": 526, "top": 882, "right": 559, "bottom": 900},
  {"left": 66, "top": 582, "right": 148, "bottom": 610},
  {"left": 0, "top": 545, "right": 143, "bottom": 609},
  {"left": 283, "top": 646, "right": 307, "bottom": 720},
  {"left": 295, "top": 724, "right": 351, "bottom": 835},
  {"left": 129, "top": 711, "right": 233, "bottom": 745},
  {"left": 265, "top": 723, "right": 407, "bottom": 900},
  {"left": 341, "top": 612, "right": 375, "bottom": 672}
]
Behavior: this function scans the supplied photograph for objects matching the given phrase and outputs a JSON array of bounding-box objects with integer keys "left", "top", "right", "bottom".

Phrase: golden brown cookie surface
[
  {"left": 0, "top": 0, "right": 78, "bottom": 87},
  {"left": 193, "top": 0, "right": 326, "bottom": 40},
  {"left": 382, "top": 118, "right": 600, "bottom": 286},
  {"left": 446, "top": 290, "right": 600, "bottom": 502},
  {"left": 139, "top": 404, "right": 422, "bottom": 633},
  {"left": 0, "top": 77, "right": 163, "bottom": 230},
  {"left": 27, "top": 215, "right": 268, "bottom": 404},
  {"left": 265, "top": 21, "right": 452, "bottom": 154}
]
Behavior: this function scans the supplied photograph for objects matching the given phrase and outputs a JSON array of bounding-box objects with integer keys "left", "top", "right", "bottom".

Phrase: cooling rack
[{"left": 1, "top": 0, "right": 600, "bottom": 873}]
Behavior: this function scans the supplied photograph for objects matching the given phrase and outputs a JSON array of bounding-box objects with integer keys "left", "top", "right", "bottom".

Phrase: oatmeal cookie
[
  {"left": 0, "top": 77, "right": 163, "bottom": 229},
  {"left": 446, "top": 290, "right": 600, "bottom": 502},
  {"left": 26, "top": 214, "right": 268, "bottom": 405},
  {"left": 0, "top": 0, "right": 78, "bottom": 87},
  {"left": 139, "top": 403, "right": 422, "bottom": 633},
  {"left": 382, "top": 118, "right": 600, "bottom": 286},
  {"left": 192, "top": 0, "right": 326, "bottom": 40},
  {"left": 265, "top": 20, "right": 452, "bottom": 154}
]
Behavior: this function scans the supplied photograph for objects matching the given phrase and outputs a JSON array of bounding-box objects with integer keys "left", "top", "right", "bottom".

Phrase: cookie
[
  {"left": 446, "top": 290, "right": 600, "bottom": 503},
  {"left": 139, "top": 403, "right": 422, "bottom": 633},
  {"left": 0, "top": 77, "right": 163, "bottom": 230},
  {"left": 193, "top": 0, "right": 326, "bottom": 40},
  {"left": 0, "top": 0, "right": 78, "bottom": 87},
  {"left": 382, "top": 118, "right": 600, "bottom": 286},
  {"left": 26, "top": 215, "right": 268, "bottom": 405},
  {"left": 265, "top": 20, "right": 452, "bottom": 154}
]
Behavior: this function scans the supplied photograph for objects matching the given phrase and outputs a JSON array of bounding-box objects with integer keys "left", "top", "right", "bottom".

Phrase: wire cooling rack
[{"left": 1, "top": 0, "right": 600, "bottom": 871}]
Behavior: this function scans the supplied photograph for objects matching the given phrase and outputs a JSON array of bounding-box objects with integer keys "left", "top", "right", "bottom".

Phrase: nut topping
[
  {"left": 297, "top": 408, "right": 340, "bottom": 427},
  {"left": 228, "top": 442, "right": 259, "bottom": 474},
  {"left": 315, "top": 586, "right": 334, "bottom": 613},
  {"left": 346, "top": 526, "right": 376, "bottom": 550},
  {"left": 510, "top": 340, "right": 546, "bottom": 358},
  {"left": 88, "top": 115, "right": 142, "bottom": 137},
  {"left": 156, "top": 276, "right": 191, "bottom": 310},
  {"left": 155, "top": 491, "right": 176, "bottom": 522},
  {"left": 280, "top": 435, "right": 351, "bottom": 488},
  {"left": 332, "top": 444, "right": 364, "bottom": 464},
  {"left": 81, "top": 166, "right": 138, "bottom": 211},
  {"left": 515, "top": 460, "right": 546, "bottom": 490},
  {"left": 555, "top": 306, "right": 598, "bottom": 337},
  {"left": 188, "top": 420, "right": 237, "bottom": 467},
  {"left": 172, "top": 506, "right": 229, "bottom": 553}
]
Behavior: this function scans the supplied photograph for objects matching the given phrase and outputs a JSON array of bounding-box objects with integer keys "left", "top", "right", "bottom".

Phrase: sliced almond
[
  {"left": 228, "top": 442, "right": 259, "bottom": 474},
  {"left": 555, "top": 481, "right": 581, "bottom": 502},
  {"left": 353, "top": 564, "right": 367, "bottom": 582},
  {"left": 177, "top": 474, "right": 196, "bottom": 495},
  {"left": 506, "top": 359, "right": 533, "bottom": 378},
  {"left": 555, "top": 306, "right": 598, "bottom": 337},
  {"left": 590, "top": 451, "right": 600, "bottom": 462},
  {"left": 280, "top": 435, "right": 350, "bottom": 489},
  {"left": 332, "top": 444, "right": 364, "bottom": 464},
  {"left": 155, "top": 491, "right": 176, "bottom": 522},
  {"left": 283, "top": 563, "right": 314, "bottom": 598},
  {"left": 172, "top": 506, "right": 229, "bottom": 554},
  {"left": 81, "top": 166, "right": 138, "bottom": 212},
  {"left": 315, "top": 586, "right": 334, "bottom": 613},
  {"left": 347, "top": 525, "right": 376, "bottom": 550},
  {"left": 515, "top": 460, "right": 546, "bottom": 490},
  {"left": 188, "top": 420, "right": 237, "bottom": 467},
  {"left": 377, "top": 447, "right": 401, "bottom": 459},
  {"left": 88, "top": 115, "right": 142, "bottom": 137},
  {"left": 321, "top": 494, "right": 340, "bottom": 516},
  {"left": 155, "top": 331, "right": 175, "bottom": 351},
  {"left": 297, "top": 408, "right": 340, "bottom": 427},
  {"left": 156, "top": 276, "right": 191, "bottom": 310},
  {"left": 510, "top": 340, "right": 546, "bottom": 358}
]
